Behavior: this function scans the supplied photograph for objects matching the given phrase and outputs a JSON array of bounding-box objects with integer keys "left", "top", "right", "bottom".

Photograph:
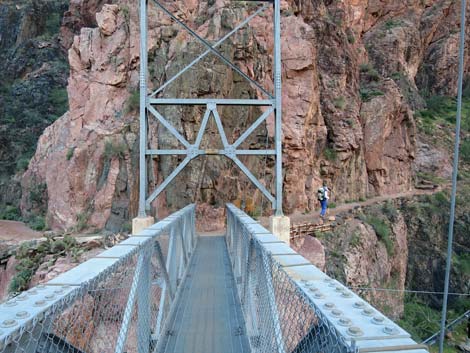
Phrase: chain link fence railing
[
  {"left": 226, "top": 204, "right": 430, "bottom": 353},
  {"left": 0, "top": 204, "right": 196, "bottom": 353}
]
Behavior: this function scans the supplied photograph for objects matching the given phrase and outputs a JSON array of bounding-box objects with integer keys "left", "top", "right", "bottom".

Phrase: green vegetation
[
  {"left": 360, "top": 87, "right": 385, "bottom": 101},
  {"left": 416, "top": 95, "right": 470, "bottom": 135},
  {"left": 9, "top": 235, "right": 80, "bottom": 293},
  {"left": 453, "top": 252, "right": 470, "bottom": 275},
  {"left": 461, "top": 138, "right": 470, "bottom": 164},
  {"left": 398, "top": 295, "right": 469, "bottom": 346},
  {"left": 359, "top": 63, "right": 380, "bottom": 81},
  {"left": 28, "top": 215, "right": 46, "bottom": 231},
  {"left": 104, "top": 140, "right": 127, "bottom": 160},
  {"left": 333, "top": 96, "right": 346, "bottom": 109},
  {"left": 384, "top": 19, "right": 403, "bottom": 30},
  {"left": 66, "top": 147, "right": 75, "bottom": 161},
  {"left": 360, "top": 214, "right": 394, "bottom": 256},
  {"left": 0, "top": 205, "right": 21, "bottom": 220},
  {"left": 75, "top": 212, "right": 89, "bottom": 232},
  {"left": 382, "top": 201, "right": 398, "bottom": 220},
  {"left": 125, "top": 90, "right": 140, "bottom": 113},
  {"left": 349, "top": 232, "right": 362, "bottom": 248},
  {"left": 328, "top": 202, "right": 337, "bottom": 209},
  {"left": 324, "top": 147, "right": 338, "bottom": 161}
]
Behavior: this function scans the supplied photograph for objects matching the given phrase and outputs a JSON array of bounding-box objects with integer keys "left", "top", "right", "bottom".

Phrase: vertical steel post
[
  {"left": 274, "top": 0, "right": 283, "bottom": 215},
  {"left": 439, "top": 0, "right": 467, "bottom": 352},
  {"left": 138, "top": 0, "right": 148, "bottom": 217},
  {"left": 138, "top": 251, "right": 151, "bottom": 353}
]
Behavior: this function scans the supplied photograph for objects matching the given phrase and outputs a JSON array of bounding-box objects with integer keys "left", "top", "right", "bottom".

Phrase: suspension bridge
[
  {"left": 0, "top": 204, "right": 429, "bottom": 353},
  {"left": 1, "top": 0, "right": 468, "bottom": 350}
]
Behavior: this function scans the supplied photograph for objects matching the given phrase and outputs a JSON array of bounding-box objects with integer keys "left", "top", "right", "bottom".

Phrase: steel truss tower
[{"left": 138, "top": 0, "right": 283, "bottom": 217}]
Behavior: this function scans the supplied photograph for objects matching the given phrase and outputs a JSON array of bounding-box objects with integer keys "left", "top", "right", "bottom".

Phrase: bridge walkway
[{"left": 161, "top": 234, "right": 250, "bottom": 353}]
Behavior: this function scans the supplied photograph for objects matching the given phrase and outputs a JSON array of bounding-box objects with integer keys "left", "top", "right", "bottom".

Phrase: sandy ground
[{"left": 0, "top": 220, "right": 42, "bottom": 241}]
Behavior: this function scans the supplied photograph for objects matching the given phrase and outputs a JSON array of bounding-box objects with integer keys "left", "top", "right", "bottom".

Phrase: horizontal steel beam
[
  {"left": 146, "top": 149, "right": 275, "bottom": 156},
  {"left": 149, "top": 98, "right": 274, "bottom": 106}
]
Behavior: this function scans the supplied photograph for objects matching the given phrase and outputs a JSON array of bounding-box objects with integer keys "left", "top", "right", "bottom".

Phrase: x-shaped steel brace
[
  {"left": 149, "top": 0, "right": 272, "bottom": 98},
  {"left": 145, "top": 102, "right": 276, "bottom": 209}
]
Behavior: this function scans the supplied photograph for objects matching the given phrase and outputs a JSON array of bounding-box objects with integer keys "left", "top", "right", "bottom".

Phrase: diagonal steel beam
[
  {"left": 150, "top": 0, "right": 273, "bottom": 98},
  {"left": 230, "top": 155, "right": 275, "bottom": 207},
  {"left": 147, "top": 105, "right": 190, "bottom": 148},
  {"left": 150, "top": 4, "right": 269, "bottom": 98},
  {"left": 212, "top": 108, "right": 230, "bottom": 148},
  {"left": 146, "top": 156, "right": 192, "bottom": 208},
  {"left": 232, "top": 106, "right": 274, "bottom": 148},
  {"left": 194, "top": 107, "right": 212, "bottom": 148}
]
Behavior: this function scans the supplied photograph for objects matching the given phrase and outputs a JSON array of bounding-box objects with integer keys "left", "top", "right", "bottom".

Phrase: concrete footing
[
  {"left": 132, "top": 216, "right": 155, "bottom": 235},
  {"left": 269, "top": 215, "right": 291, "bottom": 244}
]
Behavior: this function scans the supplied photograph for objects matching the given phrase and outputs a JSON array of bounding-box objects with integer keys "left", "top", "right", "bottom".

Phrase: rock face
[
  {"left": 0, "top": 0, "right": 69, "bottom": 213},
  {"left": 20, "top": 0, "right": 470, "bottom": 230}
]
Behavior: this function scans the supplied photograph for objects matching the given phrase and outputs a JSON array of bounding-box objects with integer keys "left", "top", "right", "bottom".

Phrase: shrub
[
  {"left": 324, "top": 147, "right": 337, "bottom": 161},
  {"left": 104, "top": 140, "right": 127, "bottom": 160},
  {"left": 359, "top": 63, "right": 380, "bottom": 81},
  {"left": 397, "top": 295, "right": 441, "bottom": 341},
  {"left": 125, "top": 90, "right": 140, "bottom": 113},
  {"left": 333, "top": 96, "right": 346, "bottom": 109},
  {"left": 28, "top": 216, "right": 46, "bottom": 231},
  {"left": 75, "top": 212, "right": 89, "bottom": 232},
  {"left": 360, "top": 88, "right": 384, "bottom": 101},
  {"left": 384, "top": 19, "right": 403, "bottom": 30},
  {"left": 328, "top": 202, "right": 337, "bottom": 209},
  {"left": 0, "top": 205, "right": 21, "bottom": 220},
  {"left": 382, "top": 201, "right": 398, "bottom": 220},
  {"left": 461, "top": 138, "right": 470, "bottom": 164},
  {"left": 16, "top": 157, "right": 30, "bottom": 172},
  {"left": 66, "top": 147, "right": 75, "bottom": 161},
  {"left": 362, "top": 215, "right": 394, "bottom": 256}
]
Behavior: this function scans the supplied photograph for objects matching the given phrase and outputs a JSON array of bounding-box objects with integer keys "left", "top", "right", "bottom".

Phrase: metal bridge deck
[{"left": 161, "top": 235, "right": 250, "bottom": 353}]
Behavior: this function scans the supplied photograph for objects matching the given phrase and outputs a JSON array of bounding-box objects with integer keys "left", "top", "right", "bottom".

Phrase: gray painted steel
[
  {"left": 439, "top": 1, "right": 467, "bottom": 352},
  {"left": 139, "top": 1, "right": 284, "bottom": 214},
  {"left": 161, "top": 236, "right": 250, "bottom": 353}
]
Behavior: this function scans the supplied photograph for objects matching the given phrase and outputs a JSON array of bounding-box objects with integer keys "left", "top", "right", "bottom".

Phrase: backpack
[{"left": 317, "top": 187, "right": 325, "bottom": 201}]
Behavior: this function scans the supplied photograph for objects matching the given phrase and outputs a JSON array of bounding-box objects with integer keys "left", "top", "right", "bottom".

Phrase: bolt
[
  {"left": 372, "top": 316, "right": 385, "bottom": 325},
  {"left": 36, "top": 285, "right": 46, "bottom": 290},
  {"left": 308, "top": 287, "right": 319, "bottom": 293},
  {"left": 1, "top": 319, "right": 17, "bottom": 328},
  {"left": 34, "top": 300, "right": 46, "bottom": 307},
  {"left": 347, "top": 326, "right": 364, "bottom": 337},
  {"left": 314, "top": 292, "right": 325, "bottom": 299},
  {"left": 324, "top": 302, "right": 336, "bottom": 310},
  {"left": 338, "top": 318, "right": 352, "bottom": 327},
  {"left": 341, "top": 291, "right": 353, "bottom": 298},
  {"left": 323, "top": 278, "right": 333, "bottom": 283},
  {"left": 331, "top": 309, "right": 343, "bottom": 317},
  {"left": 362, "top": 308, "right": 374, "bottom": 316},
  {"left": 16, "top": 293, "right": 28, "bottom": 301},
  {"left": 383, "top": 326, "right": 400, "bottom": 335},
  {"left": 4, "top": 300, "right": 17, "bottom": 307},
  {"left": 28, "top": 290, "right": 38, "bottom": 295},
  {"left": 15, "top": 311, "right": 29, "bottom": 319},
  {"left": 335, "top": 286, "right": 343, "bottom": 292},
  {"left": 44, "top": 294, "right": 55, "bottom": 301},
  {"left": 353, "top": 301, "right": 365, "bottom": 309},
  {"left": 304, "top": 281, "right": 313, "bottom": 287},
  {"left": 328, "top": 282, "right": 336, "bottom": 287}
]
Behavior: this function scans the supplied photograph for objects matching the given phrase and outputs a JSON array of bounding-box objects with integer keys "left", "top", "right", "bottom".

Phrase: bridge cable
[{"left": 439, "top": 0, "right": 467, "bottom": 352}]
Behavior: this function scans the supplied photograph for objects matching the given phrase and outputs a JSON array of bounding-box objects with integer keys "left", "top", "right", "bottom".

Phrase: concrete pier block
[
  {"left": 269, "top": 215, "right": 291, "bottom": 244},
  {"left": 132, "top": 216, "right": 155, "bottom": 235}
]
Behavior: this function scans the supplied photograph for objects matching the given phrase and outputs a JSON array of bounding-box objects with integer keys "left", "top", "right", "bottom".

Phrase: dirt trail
[
  {"left": 260, "top": 187, "right": 444, "bottom": 227},
  {"left": 0, "top": 220, "right": 42, "bottom": 241}
]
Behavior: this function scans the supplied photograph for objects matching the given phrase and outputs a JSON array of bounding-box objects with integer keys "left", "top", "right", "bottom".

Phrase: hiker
[{"left": 317, "top": 182, "right": 330, "bottom": 219}]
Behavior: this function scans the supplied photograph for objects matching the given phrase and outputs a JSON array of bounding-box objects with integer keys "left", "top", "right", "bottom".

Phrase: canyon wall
[{"left": 19, "top": 0, "right": 469, "bottom": 231}]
